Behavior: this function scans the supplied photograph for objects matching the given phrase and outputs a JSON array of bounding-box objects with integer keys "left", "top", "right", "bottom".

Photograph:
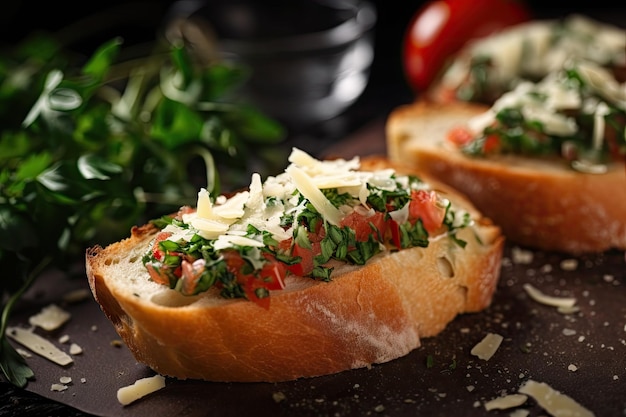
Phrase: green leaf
[
  {"left": 81, "top": 38, "right": 122, "bottom": 81},
  {"left": 77, "top": 154, "right": 123, "bottom": 180},
  {"left": 232, "top": 105, "right": 285, "bottom": 144},
  {"left": 150, "top": 98, "right": 204, "bottom": 147},
  {"left": 0, "top": 337, "right": 34, "bottom": 388},
  {"left": 0, "top": 256, "right": 50, "bottom": 387},
  {"left": 170, "top": 44, "right": 194, "bottom": 89},
  {"left": 15, "top": 152, "right": 53, "bottom": 180}
]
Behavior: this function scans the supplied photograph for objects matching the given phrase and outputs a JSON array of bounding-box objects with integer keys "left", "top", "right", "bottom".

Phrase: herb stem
[{"left": 0, "top": 256, "right": 53, "bottom": 337}]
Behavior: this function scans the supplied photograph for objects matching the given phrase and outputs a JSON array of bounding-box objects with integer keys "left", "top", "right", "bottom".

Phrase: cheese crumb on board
[
  {"left": 518, "top": 379, "right": 595, "bottom": 417},
  {"left": 560, "top": 259, "right": 579, "bottom": 271},
  {"left": 484, "top": 393, "right": 528, "bottom": 411},
  {"left": 6, "top": 326, "right": 73, "bottom": 366},
  {"left": 28, "top": 304, "right": 71, "bottom": 331},
  {"left": 471, "top": 333, "right": 504, "bottom": 361},
  {"left": 70, "top": 343, "right": 83, "bottom": 355},
  {"left": 523, "top": 284, "right": 577, "bottom": 309},
  {"left": 511, "top": 247, "right": 533, "bottom": 264},
  {"left": 117, "top": 375, "right": 166, "bottom": 406},
  {"left": 51, "top": 383, "right": 68, "bottom": 392},
  {"left": 509, "top": 409, "right": 530, "bottom": 417}
]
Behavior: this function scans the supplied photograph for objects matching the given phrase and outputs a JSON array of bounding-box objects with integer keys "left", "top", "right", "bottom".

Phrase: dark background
[
  {"left": 1, "top": 1, "right": 623, "bottom": 149},
  {"left": 2, "top": 1, "right": 623, "bottom": 116}
]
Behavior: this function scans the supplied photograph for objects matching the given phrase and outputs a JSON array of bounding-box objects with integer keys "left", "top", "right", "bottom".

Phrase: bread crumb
[
  {"left": 58, "top": 334, "right": 70, "bottom": 344},
  {"left": 59, "top": 376, "right": 72, "bottom": 384},
  {"left": 51, "top": 383, "right": 68, "bottom": 392},
  {"left": 568, "top": 364, "right": 578, "bottom": 372}
]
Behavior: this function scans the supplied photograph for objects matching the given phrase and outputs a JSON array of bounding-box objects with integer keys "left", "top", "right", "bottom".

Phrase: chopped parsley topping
[
  {"left": 455, "top": 63, "right": 626, "bottom": 173},
  {"left": 142, "top": 151, "right": 475, "bottom": 307}
]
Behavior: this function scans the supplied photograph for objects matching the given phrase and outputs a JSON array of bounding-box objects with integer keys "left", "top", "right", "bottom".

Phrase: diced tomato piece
[
  {"left": 483, "top": 134, "right": 501, "bottom": 153},
  {"left": 222, "top": 250, "right": 288, "bottom": 308},
  {"left": 408, "top": 190, "right": 446, "bottom": 233},
  {"left": 259, "top": 256, "right": 287, "bottom": 290},
  {"left": 387, "top": 218, "right": 402, "bottom": 249},
  {"left": 146, "top": 263, "right": 170, "bottom": 285},
  {"left": 180, "top": 258, "right": 206, "bottom": 295},
  {"left": 243, "top": 276, "right": 271, "bottom": 309},
  {"left": 447, "top": 126, "right": 475, "bottom": 147},
  {"left": 340, "top": 211, "right": 387, "bottom": 242},
  {"left": 286, "top": 241, "right": 320, "bottom": 276},
  {"left": 151, "top": 231, "right": 173, "bottom": 261}
]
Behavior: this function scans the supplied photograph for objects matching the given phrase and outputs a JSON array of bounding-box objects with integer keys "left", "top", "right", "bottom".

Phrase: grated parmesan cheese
[
  {"left": 523, "top": 283, "right": 577, "bottom": 309},
  {"left": 518, "top": 379, "right": 595, "bottom": 417},
  {"left": 484, "top": 393, "right": 528, "bottom": 411},
  {"left": 28, "top": 304, "right": 71, "bottom": 331},
  {"left": 6, "top": 326, "right": 73, "bottom": 366},
  {"left": 471, "top": 333, "right": 503, "bottom": 361},
  {"left": 69, "top": 343, "right": 83, "bottom": 355},
  {"left": 117, "top": 375, "right": 166, "bottom": 406},
  {"left": 51, "top": 383, "right": 68, "bottom": 392}
]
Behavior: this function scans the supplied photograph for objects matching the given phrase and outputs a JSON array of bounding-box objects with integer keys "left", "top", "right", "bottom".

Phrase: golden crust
[
  {"left": 387, "top": 100, "right": 626, "bottom": 254},
  {"left": 86, "top": 157, "right": 503, "bottom": 382}
]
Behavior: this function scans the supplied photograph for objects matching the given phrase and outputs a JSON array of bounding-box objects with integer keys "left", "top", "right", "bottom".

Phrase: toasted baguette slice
[
  {"left": 86, "top": 156, "right": 503, "bottom": 382},
  {"left": 387, "top": 100, "right": 626, "bottom": 254}
]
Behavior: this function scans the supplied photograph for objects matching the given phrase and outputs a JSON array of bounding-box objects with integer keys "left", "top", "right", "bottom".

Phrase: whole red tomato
[{"left": 403, "top": 0, "right": 531, "bottom": 92}]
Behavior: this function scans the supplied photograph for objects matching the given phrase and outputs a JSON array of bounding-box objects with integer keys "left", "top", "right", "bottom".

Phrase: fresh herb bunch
[{"left": 0, "top": 31, "right": 285, "bottom": 387}]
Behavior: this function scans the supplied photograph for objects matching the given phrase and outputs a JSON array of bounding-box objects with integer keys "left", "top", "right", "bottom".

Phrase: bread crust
[
  {"left": 386, "top": 100, "right": 626, "bottom": 254},
  {"left": 85, "top": 157, "right": 503, "bottom": 382}
]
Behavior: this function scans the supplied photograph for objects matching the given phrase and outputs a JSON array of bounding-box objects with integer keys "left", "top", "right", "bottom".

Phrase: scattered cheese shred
[
  {"left": 117, "top": 375, "right": 166, "bottom": 406},
  {"left": 484, "top": 393, "right": 528, "bottom": 411},
  {"left": 518, "top": 379, "right": 595, "bottom": 417},
  {"left": 471, "top": 333, "right": 503, "bottom": 361},
  {"left": 6, "top": 326, "right": 73, "bottom": 366},
  {"left": 51, "top": 383, "right": 68, "bottom": 392},
  {"left": 523, "top": 284, "right": 577, "bottom": 308},
  {"left": 28, "top": 304, "right": 71, "bottom": 331},
  {"left": 286, "top": 165, "right": 342, "bottom": 225}
]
